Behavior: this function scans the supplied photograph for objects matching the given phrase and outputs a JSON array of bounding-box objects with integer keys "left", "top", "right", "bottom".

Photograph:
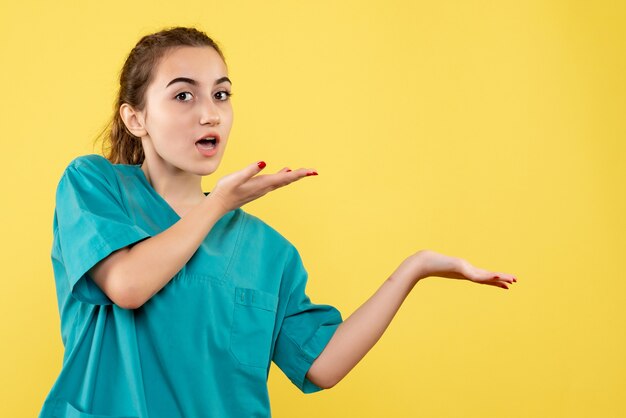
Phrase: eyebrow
[{"left": 165, "top": 76, "right": 232, "bottom": 88}]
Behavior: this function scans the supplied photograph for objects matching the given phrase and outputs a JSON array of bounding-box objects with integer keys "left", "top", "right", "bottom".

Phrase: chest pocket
[{"left": 229, "top": 287, "right": 279, "bottom": 368}]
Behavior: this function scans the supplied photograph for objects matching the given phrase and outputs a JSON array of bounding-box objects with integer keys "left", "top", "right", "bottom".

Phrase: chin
[{"left": 198, "top": 161, "right": 221, "bottom": 176}]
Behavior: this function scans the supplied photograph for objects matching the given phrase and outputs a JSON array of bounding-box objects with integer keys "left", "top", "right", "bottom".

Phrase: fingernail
[
  {"left": 286, "top": 169, "right": 292, "bottom": 172},
  {"left": 306, "top": 171, "right": 318, "bottom": 176},
  {"left": 258, "top": 161, "right": 266, "bottom": 169},
  {"left": 494, "top": 275, "right": 500, "bottom": 279}
]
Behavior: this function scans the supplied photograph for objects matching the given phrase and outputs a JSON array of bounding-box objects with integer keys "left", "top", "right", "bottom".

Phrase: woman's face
[{"left": 138, "top": 46, "right": 233, "bottom": 176}]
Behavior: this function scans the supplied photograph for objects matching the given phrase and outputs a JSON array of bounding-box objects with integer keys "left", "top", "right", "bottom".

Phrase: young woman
[{"left": 39, "top": 26, "right": 517, "bottom": 418}]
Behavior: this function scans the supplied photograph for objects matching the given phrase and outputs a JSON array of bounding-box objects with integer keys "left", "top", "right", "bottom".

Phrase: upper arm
[
  {"left": 87, "top": 246, "right": 135, "bottom": 309},
  {"left": 54, "top": 155, "right": 152, "bottom": 307},
  {"left": 305, "top": 363, "right": 334, "bottom": 389},
  {"left": 272, "top": 246, "right": 343, "bottom": 393}
]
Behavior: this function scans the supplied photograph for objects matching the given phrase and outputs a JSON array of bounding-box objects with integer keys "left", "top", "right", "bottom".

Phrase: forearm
[
  {"left": 306, "top": 262, "right": 422, "bottom": 389},
  {"left": 119, "top": 195, "right": 227, "bottom": 308}
]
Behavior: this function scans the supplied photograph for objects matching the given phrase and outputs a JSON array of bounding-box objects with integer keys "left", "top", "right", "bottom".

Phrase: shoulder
[
  {"left": 64, "top": 154, "right": 114, "bottom": 175},
  {"left": 237, "top": 209, "right": 296, "bottom": 253},
  {"left": 58, "top": 154, "right": 117, "bottom": 185},
  {"left": 55, "top": 154, "right": 121, "bottom": 200}
]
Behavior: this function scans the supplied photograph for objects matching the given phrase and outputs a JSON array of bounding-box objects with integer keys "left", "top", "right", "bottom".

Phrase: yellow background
[{"left": 1, "top": 0, "right": 624, "bottom": 417}]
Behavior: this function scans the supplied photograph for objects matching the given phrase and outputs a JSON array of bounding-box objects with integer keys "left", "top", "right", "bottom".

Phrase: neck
[{"left": 140, "top": 160, "right": 205, "bottom": 206}]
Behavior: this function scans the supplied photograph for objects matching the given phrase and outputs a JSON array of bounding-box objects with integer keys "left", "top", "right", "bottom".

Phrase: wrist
[
  {"left": 410, "top": 251, "right": 430, "bottom": 283},
  {"left": 203, "top": 193, "right": 230, "bottom": 219},
  {"left": 391, "top": 255, "right": 426, "bottom": 289}
]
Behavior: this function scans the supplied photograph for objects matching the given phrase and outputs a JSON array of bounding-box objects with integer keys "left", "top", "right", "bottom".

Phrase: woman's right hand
[{"left": 207, "top": 161, "right": 318, "bottom": 214}]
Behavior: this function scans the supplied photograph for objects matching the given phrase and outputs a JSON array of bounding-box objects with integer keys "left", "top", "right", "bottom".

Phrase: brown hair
[{"left": 93, "top": 26, "right": 226, "bottom": 165}]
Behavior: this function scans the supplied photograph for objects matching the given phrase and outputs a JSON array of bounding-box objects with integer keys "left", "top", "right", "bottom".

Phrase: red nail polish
[
  {"left": 286, "top": 169, "right": 292, "bottom": 172},
  {"left": 494, "top": 275, "right": 500, "bottom": 279},
  {"left": 258, "top": 161, "right": 266, "bottom": 169},
  {"left": 306, "top": 171, "right": 318, "bottom": 176}
]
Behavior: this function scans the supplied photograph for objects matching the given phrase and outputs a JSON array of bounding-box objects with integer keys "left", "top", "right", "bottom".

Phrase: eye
[
  {"left": 175, "top": 92, "right": 193, "bottom": 102},
  {"left": 214, "top": 91, "right": 233, "bottom": 101}
]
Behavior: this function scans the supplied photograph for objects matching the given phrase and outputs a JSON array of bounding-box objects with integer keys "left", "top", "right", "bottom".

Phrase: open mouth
[{"left": 196, "top": 137, "right": 217, "bottom": 149}]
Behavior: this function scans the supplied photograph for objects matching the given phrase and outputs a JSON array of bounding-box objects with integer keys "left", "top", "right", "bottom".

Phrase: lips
[
  {"left": 195, "top": 133, "right": 220, "bottom": 157},
  {"left": 196, "top": 133, "right": 220, "bottom": 145}
]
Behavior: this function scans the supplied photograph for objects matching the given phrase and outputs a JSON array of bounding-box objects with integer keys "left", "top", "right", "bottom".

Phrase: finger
[
  {"left": 276, "top": 167, "right": 318, "bottom": 180},
  {"left": 491, "top": 278, "right": 514, "bottom": 288},
  {"left": 477, "top": 273, "right": 511, "bottom": 288},
  {"left": 500, "top": 275, "right": 517, "bottom": 284},
  {"left": 235, "top": 160, "right": 267, "bottom": 185},
  {"left": 490, "top": 273, "right": 517, "bottom": 284},
  {"left": 282, "top": 167, "right": 317, "bottom": 176},
  {"left": 486, "top": 281, "right": 509, "bottom": 289},
  {"left": 257, "top": 168, "right": 317, "bottom": 191}
]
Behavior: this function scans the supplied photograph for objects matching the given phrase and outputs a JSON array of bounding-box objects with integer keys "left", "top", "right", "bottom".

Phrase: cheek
[
  {"left": 152, "top": 106, "right": 191, "bottom": 131},
  {"left": 223, "top": 110, "right": 234, "bottom": 129}
]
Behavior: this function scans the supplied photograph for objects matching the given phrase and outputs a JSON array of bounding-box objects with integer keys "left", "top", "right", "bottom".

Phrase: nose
[{"left": 200, "top": 97, "right": 221, "bottom": 126}]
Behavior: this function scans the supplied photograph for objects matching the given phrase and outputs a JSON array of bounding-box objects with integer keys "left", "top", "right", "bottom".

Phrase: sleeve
[
  {"left": 272, "top": 246, "right": 343, "bottom": 393},
  {"left": 54, "top": 158, "right": 152, "bottom": 305}
]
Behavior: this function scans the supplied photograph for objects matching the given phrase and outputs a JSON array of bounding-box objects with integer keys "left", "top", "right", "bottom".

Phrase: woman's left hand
[{"left": 398, "top": 250, "right": 517, "bottom": 289}]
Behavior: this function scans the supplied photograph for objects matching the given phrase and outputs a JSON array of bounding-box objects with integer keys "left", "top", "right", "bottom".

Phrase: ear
[{"left": 120, "top": 103, "right": 148, "bottom": 138}]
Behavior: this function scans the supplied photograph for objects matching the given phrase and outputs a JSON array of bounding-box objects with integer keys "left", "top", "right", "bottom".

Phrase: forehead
[{"left": 152, "top": 46, "right": 227, "bottom": 85}]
